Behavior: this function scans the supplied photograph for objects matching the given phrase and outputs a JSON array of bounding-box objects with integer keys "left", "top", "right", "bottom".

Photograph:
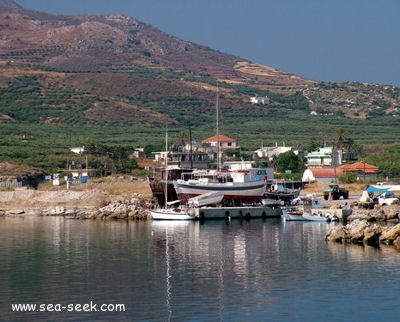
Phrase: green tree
[
  {"left": 171, "top": 131, "right": 189, "bottom": 151},
  {"left": 277, "top": 151, "right": 301, "bottom": 173},
  {"left": 269, "top": 155, "right": 278, "bottom": 172},
  {"left": 333, "top": 128, "right": 346, "bottom": 149}
]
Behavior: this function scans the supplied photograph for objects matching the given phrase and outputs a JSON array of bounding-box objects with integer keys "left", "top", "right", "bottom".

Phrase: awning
[{"left": 366, "top": 186, "right": 390, "bottom": 194}]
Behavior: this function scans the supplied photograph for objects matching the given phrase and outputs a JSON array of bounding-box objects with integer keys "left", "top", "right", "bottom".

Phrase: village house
[
  {"left": 254, "top": 144, "right": 303, "bottom": 160},
  {"left": 132, "top": 147, "right": 145, "bottom": 158},
  {"left": 152, "top": 150, "right": 210, "bottom": 170},
  {"left": 202, "top": 135, "right": 237, "bottom": 149},
  {"left": 302, "top": 167, "right": 344, "bottom": 183},
  {"left": 305, "top": 147, "right": 340, "bottom": 167},
  {"left": 70, "top": 146, "right": 85, "bottom": 154},
  {"left": 340, "top": 162, "right": 378, "bottom": 182},
  {"left": 250, "top": 95, "right": 270, "bottom": 105},
  {"left": 302, "top": 162, "right": 379, "bottom": 183}
]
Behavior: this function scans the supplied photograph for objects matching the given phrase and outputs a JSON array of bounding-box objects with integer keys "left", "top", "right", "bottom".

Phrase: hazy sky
[{"left": 17, "top": 0, "right": 400, "bottom": 87}]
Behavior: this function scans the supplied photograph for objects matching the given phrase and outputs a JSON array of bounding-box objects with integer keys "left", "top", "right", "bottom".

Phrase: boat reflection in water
[
  {"left": 150, "top": 219, "right": 285, "bottom": 320},
  {"left": 2, "top": 217, "right": 400, "bottom": 321}
]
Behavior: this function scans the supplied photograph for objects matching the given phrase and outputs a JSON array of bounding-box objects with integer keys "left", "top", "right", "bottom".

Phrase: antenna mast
[{"left": 216, "top": 92, "right": 220, "bottom": 171}]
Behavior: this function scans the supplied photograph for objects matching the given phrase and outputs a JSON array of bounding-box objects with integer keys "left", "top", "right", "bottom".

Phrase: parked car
[
  {"left": 323, "top": 184, "right": 349, "bottom": 200},
  {"left": 373, "top": 191, "right": 399, "bottom": 206}
]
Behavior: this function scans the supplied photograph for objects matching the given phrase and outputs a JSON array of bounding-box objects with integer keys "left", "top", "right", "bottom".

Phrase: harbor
[{"left": 2, "top": 216, "right": 400, "bottom": 321}]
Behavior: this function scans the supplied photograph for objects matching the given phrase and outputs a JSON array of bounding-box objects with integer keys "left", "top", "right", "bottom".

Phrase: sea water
[{"left": 1, "top": 216, "right": 399, "bottom": 321}]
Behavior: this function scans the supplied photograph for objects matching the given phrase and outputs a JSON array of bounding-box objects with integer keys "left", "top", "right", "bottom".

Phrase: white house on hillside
[
  {"left": 70, "top": 146, "right": 85, "bottom": 154},
  {"left": 250, "top": 95, "right": 270, "bottom": 105}
]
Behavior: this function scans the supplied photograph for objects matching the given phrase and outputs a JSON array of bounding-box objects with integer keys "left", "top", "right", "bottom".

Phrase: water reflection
[{"left": 1, "top": 217, "right": 400, "bottom": 321}]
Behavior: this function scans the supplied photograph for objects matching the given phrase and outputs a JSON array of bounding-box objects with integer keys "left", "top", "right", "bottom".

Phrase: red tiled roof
[
  {"left": 310, "top": 168, "right": 344, "bottom": 178},
  {"left": 339, "top": 162, "right": 378, "bottom": 174},
  {"left": 202, "top": 135, "right": 236, "bottom": 143}
]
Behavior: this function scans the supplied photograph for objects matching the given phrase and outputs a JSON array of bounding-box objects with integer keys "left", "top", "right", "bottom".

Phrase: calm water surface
[{"left": 1, "top": 216, "right": 400, "bottom": 321}]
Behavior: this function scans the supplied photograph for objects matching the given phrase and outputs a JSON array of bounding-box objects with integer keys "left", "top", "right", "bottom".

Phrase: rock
[
  {"left": 327, "top": 217, "right": 400, "bottom": 250},
  {"left": 325, "top": 226, "right": 347, "bottom": 242},
  {"left": 5, "top": 209, "right": 25, "bottom": 215},
  {"left": 346, "top": 219, "right": 369, "bottom": 243},
  {"left": 380, "top": 224, "right": 400, "bottom": 245},
  {"left": 49, "top": 206, "right": 65, "bottom": 215},
  {"left": 87, "top": 213, "right": 98, "bottom": 220},
  {"left": 363, "top": 224, "right": 382, "bottom": 246},
  {"left": 347, "top": 212, "right": 372, "bottom": 222},
  {"left": 393, "top": 236, "right": 400, "bottom": 249},
  {"left": 386, "top": 210, "right": 400, "bottom": 221}
]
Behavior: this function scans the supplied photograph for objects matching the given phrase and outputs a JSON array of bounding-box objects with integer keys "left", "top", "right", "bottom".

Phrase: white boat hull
[
  {"left": 150, "top": 208, "right": 196, "bottom": 220},
  {"left": 302, "top": 213, "right": 329, "bottom": 222},
  {"left": 282, "top": 210, "right": 329, "bottom": 222},
  {"left": 282, "top": 212, "right": 308, "bottom": 221},
  {"left": 188, "top": 191, "right": 224, "bottom": 207}
]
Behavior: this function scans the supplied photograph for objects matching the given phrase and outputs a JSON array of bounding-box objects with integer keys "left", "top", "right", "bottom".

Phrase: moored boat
[
  {"left": 263, "top": 182, "right": 301, "bottom": 204},
  {"left": 174, "top": 168, "right": 267, "bottom": 205},
  {"left": 150, "top": 130, "right": 196, "bottom": 221},
  {"left": 150, "top": 206, "right": 196, "bottom": 220},
  {"left": 281, "top": 206, "right": 334, "bottom": 222},
  {"left": 281, "top": 193, "right": 326, "bottom": 221},
  {"left": 281, "top": 207, "right": 307, "bottom": 221},
  {"left": 302, "top": 212, "right": 330, "bottom": 222}
]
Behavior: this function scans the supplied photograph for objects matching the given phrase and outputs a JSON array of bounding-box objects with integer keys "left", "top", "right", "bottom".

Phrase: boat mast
[
  {"left": 189, "top": 126, "right": 193, "bottom": 170},
  {"left": 164, "top": 129, "right": 168, "bottom": 208},
  {"left": 216, "top": 92, "right": 220, "bottom": 171}
]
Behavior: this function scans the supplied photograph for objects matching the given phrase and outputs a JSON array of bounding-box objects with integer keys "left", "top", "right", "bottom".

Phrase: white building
[
  {"left": 254, "top": 144, "right": 301, "bottom": 160},
  {"left": 202, "top": 135, "right": 237, "bottom": 149},
  {"left": 250, "top": 95, "right": 270, "bottom": 105},
  {"left": 70, "top": 146, "right": 85, "bottom": 154},
  {"left": 305, "top": 147, "right": 341, "bottom": 167}
]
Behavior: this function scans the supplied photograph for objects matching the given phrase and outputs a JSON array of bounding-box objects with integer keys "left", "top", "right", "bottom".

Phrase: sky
[{"left": 16, "top": 0, "right": 400, "bottom": 87}]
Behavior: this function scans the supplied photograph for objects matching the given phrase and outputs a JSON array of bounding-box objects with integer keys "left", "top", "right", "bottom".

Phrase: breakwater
[{"left": 326, "top": 204, "right": 400, "bottom": 250}]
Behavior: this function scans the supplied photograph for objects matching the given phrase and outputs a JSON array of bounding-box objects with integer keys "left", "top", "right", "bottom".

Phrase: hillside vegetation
[{"left": 0, "top": 1, "right": 399, "bottom": 176}]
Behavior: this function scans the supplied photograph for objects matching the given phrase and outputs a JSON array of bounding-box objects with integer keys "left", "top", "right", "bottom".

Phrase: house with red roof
[
  {"left": 302, "top": 162, "right": 379, "bottom": 183},
  {"left": 202, "top": 135, "right": 237, "bottom": 149},
  {"left": 339, "top": 162, "right": 378, "bottom": 181},
  {"left": 302, "top": 167, "right": 344, "bottom": 183}
]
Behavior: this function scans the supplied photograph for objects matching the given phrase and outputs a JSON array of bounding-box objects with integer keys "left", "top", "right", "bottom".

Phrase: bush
[{"left": 338, "top": 172, "right": 357, "bottom": 183}]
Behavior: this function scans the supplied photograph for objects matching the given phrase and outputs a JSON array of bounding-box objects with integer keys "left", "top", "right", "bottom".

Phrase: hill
[{"left": 0, "top": 1, "right": 399, "bottom": 173}]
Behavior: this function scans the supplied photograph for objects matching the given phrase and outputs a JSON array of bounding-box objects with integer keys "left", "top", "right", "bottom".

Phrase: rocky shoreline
[
  {"left": 326, "top": 204, "right": 400, "bottom": 250},
  {"left": 0, "top": 191, "right": 150, "bottom": 220}
]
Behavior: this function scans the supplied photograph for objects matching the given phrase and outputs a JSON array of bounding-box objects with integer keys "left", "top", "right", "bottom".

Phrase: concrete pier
[{"left": 194, "top": 206, "right": 282, "bottom": 220}]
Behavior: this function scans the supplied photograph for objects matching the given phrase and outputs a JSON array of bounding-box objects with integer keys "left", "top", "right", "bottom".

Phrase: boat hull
[
  {"left": 174, "top": 181, "right": 266, "bottom": 204},
  {"left": 282, "top": 211, "right": 329, "bottom": 222},
  {"left": 188, "top": 191, "right": 224, "bottom": 207},
  {"left": 302, "top": 213, "right": 329, "bottom": 222},
  {"left": 263, "top": 190, "right": 300, "bottom": 202},
  {"left": 282, "top": 212, "right": 308, "bottom": 221},
  {"left": 148, "top": 179, "right": 178, "bottom": 207},
  {"left": 150, "top": 209, "right": 195, "bottom": 220}
]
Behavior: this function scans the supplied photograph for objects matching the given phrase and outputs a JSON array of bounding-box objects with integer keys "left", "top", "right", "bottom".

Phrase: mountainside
[
  {"left": 0, "top": 1, "right": 399, "bottom": 145},
  {"left": 0, "top": 1, "right": 310, "bottom": 86}
]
